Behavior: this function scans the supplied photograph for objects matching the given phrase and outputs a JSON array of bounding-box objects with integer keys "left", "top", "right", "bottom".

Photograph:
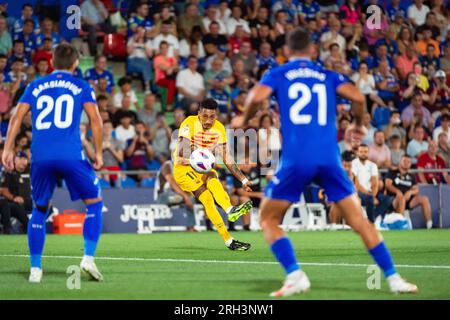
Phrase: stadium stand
[{"left": 0, "top": 0, "right": 449, "bottom": 234}]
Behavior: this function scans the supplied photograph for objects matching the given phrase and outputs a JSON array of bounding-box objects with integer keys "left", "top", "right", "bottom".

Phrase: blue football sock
[
  {"left": 368, "top": 241, "right": 397, "bottom": 278},
  {"left": 83, "top": 201, "right": 103, "bottom": 257},
  {"left": 28, "top": 207, "right": 49, "bottom": 269},
  {"left": 270, "top": 237, "right": 300, "bottom": 275}
]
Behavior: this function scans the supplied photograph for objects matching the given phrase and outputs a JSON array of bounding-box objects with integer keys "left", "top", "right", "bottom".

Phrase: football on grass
[{"left": 189, "top": 148, "right": 216, "bottom": 173}]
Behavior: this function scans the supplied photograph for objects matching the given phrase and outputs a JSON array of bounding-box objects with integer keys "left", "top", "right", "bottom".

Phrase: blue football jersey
[
  {"left": 260, "top": 58, "right": 348, "bottom": 164},
  {"left": 18, "top": 70, "right": 97, "bottom": 162}
]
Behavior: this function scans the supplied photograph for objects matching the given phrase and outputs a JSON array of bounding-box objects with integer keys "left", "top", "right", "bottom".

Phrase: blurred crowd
[{"left": 0, "top": 0, "right": 449, "bottom": 232}]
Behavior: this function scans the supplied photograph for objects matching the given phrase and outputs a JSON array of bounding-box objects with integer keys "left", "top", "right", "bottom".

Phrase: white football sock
[
  {"left": 426, "top": 220, "right": 432, "bottom": 229},
  {"left": 226, "top": 206, "right": 233, "bottom": 214},
  {"left": 225, "top": 238, "right": 234, "bottom": 246}
]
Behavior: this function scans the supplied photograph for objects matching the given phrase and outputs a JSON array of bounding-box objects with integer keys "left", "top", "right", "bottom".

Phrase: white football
[{"left": 189, "top": 148, "right": 216, "bottom": 173}]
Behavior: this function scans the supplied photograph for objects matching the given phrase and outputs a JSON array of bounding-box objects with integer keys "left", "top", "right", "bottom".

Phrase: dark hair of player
[
  {"left": 53, "top": 43, "right": 79, "bottom": 70},
  {"left": 286, "top": 27, "right": 311, "bottom": 53},
  {"left": 359, "top": 143, "right": 369, "bottom": 149},
  {"left": 200, "top": 98, "right": 218, "bottom": 110}
]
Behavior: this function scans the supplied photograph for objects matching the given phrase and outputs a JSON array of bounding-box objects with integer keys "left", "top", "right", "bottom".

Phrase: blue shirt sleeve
[
  {"left": 331, "top": 71, "right": 349, "bottom": 90},
  {"left": 259, "top": 68, "right": 278, "bottom": 92},
  {"left": 18, "top": 81, "right": 35, "bottom": 105},
  {"left": 82, "top": 82, "right": 97, "bottom": 106}
]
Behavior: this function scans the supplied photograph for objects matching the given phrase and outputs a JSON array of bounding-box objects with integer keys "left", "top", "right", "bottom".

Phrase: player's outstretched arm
[
  {"left": 84, "top": 102, "right": 104, "bottom": 170},
  {"left": 2, "top": 103, "right": 30, "bottom": 171},
  {"left": 217, "top": 143, "right": 252, "bottom": 192},
  {"left": 177, "top": 136, "right": 192, "bottom": 166}
]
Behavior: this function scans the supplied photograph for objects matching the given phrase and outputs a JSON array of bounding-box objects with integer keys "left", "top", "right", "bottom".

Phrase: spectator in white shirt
[
  {"left": 226, "top": 5, "right": 250, "bottom": 36},
  {"left": 203, "top": 5, "right": 227, "bottom": 34},
  {"left": 406, "top": 126, "right": 429, "bottom": 164},
  {"left": 352, "top": 144, "right": 393, "bottom": 222},
  {"left": 152, "top": 20, "right": 180, "bottom": 58},
  {"left": 176, "top": 55, "right": 205, "bottom": 109},
  {"left": 433, "top": 114, "right": 450, "bottom": 143},
  {"left": 407, "top": 0, "right": 430, "bottom": 27},
  {"left": 115, "top": 113, "right": 136, "bottom": 145},
  {"left": 319, "top": 20, "right": 346, "bottom": 61},
  {"left": 112, "top": 76, "right": 139, "bottom": 112}
]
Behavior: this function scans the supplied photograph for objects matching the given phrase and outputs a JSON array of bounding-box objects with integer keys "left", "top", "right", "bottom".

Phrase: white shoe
[
  {"left": 80, "top": 257, "right": 104, "bottom": 282},
  {"left": 29, "top": 267, "right": 42, "bottom": 283},
  {"left": 270, "top": 270, "right": 311, "bottom": 297},
  {"left": 388, "top": 274, "right": 418, "bottom": 294}
]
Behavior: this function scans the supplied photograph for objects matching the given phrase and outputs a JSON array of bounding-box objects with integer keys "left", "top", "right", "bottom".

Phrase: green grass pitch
[{"left": 1, "top": 230, "right": 449, "bottom": 300}]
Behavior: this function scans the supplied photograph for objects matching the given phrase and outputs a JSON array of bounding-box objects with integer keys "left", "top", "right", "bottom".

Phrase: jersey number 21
[{"left": 289, "top": 83, "right": 327, "bottom": 126}]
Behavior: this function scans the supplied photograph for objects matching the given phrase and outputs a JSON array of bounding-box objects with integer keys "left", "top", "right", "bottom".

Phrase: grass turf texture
[{"left": 0, "top": 230, "right": 449, "bottom": 300}]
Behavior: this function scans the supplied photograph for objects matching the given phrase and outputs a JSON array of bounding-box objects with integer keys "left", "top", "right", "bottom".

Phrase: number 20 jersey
[
  {"left": 19, "top": 70, "right": 97, "bottom": 162},
  {"left": 259, "top": 58, "right": 348, "bottom": 165}
]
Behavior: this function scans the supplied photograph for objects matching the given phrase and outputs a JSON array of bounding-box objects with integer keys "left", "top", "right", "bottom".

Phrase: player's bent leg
[
  {"left": 393, "top": 193, "right": 406, "bottom": 214},
  {"left": 259, "top": 198, "right": 310, "bottom": 297},
  {"left": 28, "top": 204, "right": 51, "bottom": 283},
  {"left": 80, "top": 197, "right": 104, "bottom": 282},
  {"left": 409, "top": 195, "right": 432, "bottom": 229},
  {"left": 335, "top": 194, "right": 418, "bottom": 294}
]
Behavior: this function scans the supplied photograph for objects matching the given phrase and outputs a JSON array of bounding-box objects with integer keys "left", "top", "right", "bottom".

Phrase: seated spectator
[
  {"left": 420, "top": 44, "right": 441, "bottom": 73},
  {"left": 100, "top": 120, "right": 125, "bottom": 186},
  {"left": 4, "top": 58, "right": 27, "bottom": 93},
  {"left": 430, "top": 70, "right": 450, "bottom": 108},
  {"left": 325, "top": 43, "right": 350, "bottom": 75},
  {"left": 231, "top": 41, "right": 257, "bottom": 77},
  {"left": 6, "top": 40, "right": 31, "bottom": 72},
  {"left": 125, "top": 121, "right": 154, "bottom": 179},
  {"left": 258, "top": 114, "right": 281, "bottom": 167},
  {"left": 255, "top": 42, "right": 278, "bottom": 72},
  {"left": 153, "top": 5, "right": 177, "bottom": 38},
  {"left": 417, "top": 140, "right": 450, "bottom": 184},
  {"left": 271, "top": 0, "right": 298, "bottom": 25},
  {"left": 112, "top": 76, "right": 139, "bottom": 112},
  {"left": 384, "top": 111, "right": 407, "bottom": 147},
  {"left": 416, "top": 12, "right": 441, "bottom": 40},
  {"left": 13, "top": 18, "right": 37, "bottom": 56},
  {"left": 401, "top": 92, "right": 434, "bottom": 131},
  {"left": 407, "top": 126, "right": 429, "bottom": 164},
  {"left": 396, "top": 26, "right": 414, "bottom": 56},
  {"left": 153, "top": 19, "right": 180, "bottom": 58},
  {"left": 433, "top": 114, "right": 450, "bottom": 143},
  {"left": 363, "top": 10, "right": 389, "bottom": 48},
  {"left": 349, "top": 42, "right": 374, "bottom": 72},
  {"left": 177, "top": 3, "right": 204, "bottom": 40},
  {"left": 151, "top": 113, "right": 172, "bottom": 163},
  {"left": 204, "top": 57, "right": 232, "bottom": 92},
  {"left": 0, "top": 15, "right": 12, "bottom": 55},
  {"left": 338, "top": 0, "right": 361, "bottom": 36},
  {"left": 115, "top": 113, "right": 136, "bottom": 145},
  {"left": 126, "top": 27, "right": 153, "bottom": 94},
  {"left": 176, "top": 55, "right": 205, "bottom": 109},
  {"left": 352, "top": 144, "right": 393, "bottom": 223},
  {"left": 35, "top": 17, "right": 61, "bottom": 48},
  {"left": 137, "top": 93, "right": 157, "bottom": 132},
  {"left": 319, "top": 20, "right": 346, "bottom": 61},
  {"left": 337, "top": 116, "right": 351, "bottom": 143},
  {"left": 205, "top": 45, "right": 232, "bottom": 74},
  {"left": 154, "top": 160, "right": 197, "bottom": 232},
  {"left": 127, "top": 2, "right": 155, "bottom": 38},
  {"left": 369, "top": 130, "right": 392, "bottom": 170},
  {"left": 208, "top": 83, "right": 231, "bottom": 124},
  {"left": 228, "top": 25, "right": 250, "bottom": 56},
  {"left": 407, "top": 0, "right": 430, "bottom": 27},
  {"left": 373, "top": 44, "right": 395, "bottom": 70},
  {"left": 272, "top": 9, "right": 289, "bottom": 37},
  {"left": 13, "top": 3, "right": 40, "bottom": 36},
  {"left": 389, "top": 135, "right": 405, "bottom": 169},
  {"left": 415, "top": 27, "right": 440, "bottom": 57},
  {"left": 80, "top": 0, "right": 115, "bottom": 56},
  {"left": 374, "top": 28, "right": 399, "bottom": 58},
  {"left": 179, "top": 26, "right": 205, "bottom": 60},
  {"left": 374, "top": 60, "right": 400, "bottom": 104},
  {"left": 32, "top": 37, "right": 54, "bottom": 73},
  {"left": 441, "top": 44, "right": 450, "bottom": 73},
  {"left": 438, "top": 132, "right": 450, "bottom": 167},
  {"left": 395, "top": 44, "right": 419, "bottom": 81},
  {"left": 351, "top": 62, "right": 387, "bottom": 112},
  {"left": 84, "top": 55, "right": 115, "bottom": 94},
  {"left": 203, "top": 21, "right": 229, "bottom": 56},
  {"left": 203, "top": 5, "right": 226, "bottom": 35},
  {"left": 113, "top": 95, "right": 138, "bottom": 127},
  {"left": 226, "top": 5, "right": 251, "bottom": 36},
  {"left": 249, "top": 6, "right": 271, "bottom": 38},
  {"left": 385, "top": 155, "right": 432, "bottom": 228},
  {"left": 0, "top": 152, "right": 31, "bottom": 234},
  {"left": 299, "top": 0, "right": 321, "bottom": 26},
  {"left": 153, "top": 41, "right": 178, "bottom": 109}
]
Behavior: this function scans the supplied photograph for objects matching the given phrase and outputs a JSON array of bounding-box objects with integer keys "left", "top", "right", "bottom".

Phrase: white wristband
[{"left": 241, "top": 178, "right": 249, "bottom": 186}]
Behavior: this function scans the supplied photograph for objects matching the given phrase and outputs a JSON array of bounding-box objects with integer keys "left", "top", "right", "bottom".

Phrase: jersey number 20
[
  {"left": 36, "top": 94, "right": 74, "bottom": 130},
  {"left": 289, "top": 83, "right": 327, "bottom": 126}
]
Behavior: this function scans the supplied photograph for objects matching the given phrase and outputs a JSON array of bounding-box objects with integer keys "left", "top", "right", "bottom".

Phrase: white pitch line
[{"left": 1, "top": 254, "right": 450, "bottom": 270}]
